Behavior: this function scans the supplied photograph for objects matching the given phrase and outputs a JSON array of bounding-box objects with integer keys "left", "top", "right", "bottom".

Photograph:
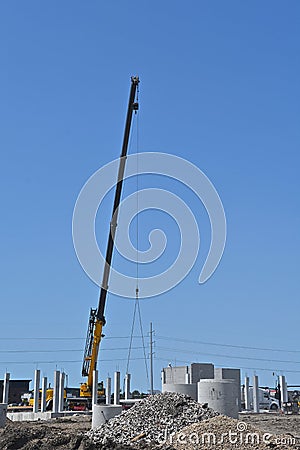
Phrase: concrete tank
[
  {"left": 162, "top": 383, "right": 197, "bottom": 400},
  {"left": 92, "top": 405, "right": 122, "bottom": 429},
  {"left": 0, "top": 404, "right": 7, "bottom": 428},
  {"left": 198, "top": 379, "right": 239, "bottom": 419},
  {"left": 214, "top": 367, "right": 241, "bottom": 411}
]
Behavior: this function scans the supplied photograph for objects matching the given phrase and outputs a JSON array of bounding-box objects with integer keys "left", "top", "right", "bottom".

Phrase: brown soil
[
  {"left": 0, "top": 413, "right": 299, "bottom": 450},
  {"left": 242, "top": 413, "right": 300, "bottom": 438},
  {"left": 171, "top": 414, "right": 300, "bottom": 450}
]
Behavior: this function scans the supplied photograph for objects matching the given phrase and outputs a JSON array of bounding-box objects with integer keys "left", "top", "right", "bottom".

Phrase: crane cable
[{"left": 125, "top": 87, "right": 150, "bottom": 384}]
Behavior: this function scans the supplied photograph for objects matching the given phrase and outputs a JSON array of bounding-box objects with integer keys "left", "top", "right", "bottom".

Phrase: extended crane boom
[{"left": 81, "top": 76, "right": 139, "bottom": 397}]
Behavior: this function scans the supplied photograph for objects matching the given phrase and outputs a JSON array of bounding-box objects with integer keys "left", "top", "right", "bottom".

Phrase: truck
[
  {"left": 242, "top": 386, "right": 280, "bottom": 411},
  {"left": 27, "top": 388, "right": 67, "bottom": 410},
  {"left": 282, "top": 389, "right": 300, "bottom": 414}
]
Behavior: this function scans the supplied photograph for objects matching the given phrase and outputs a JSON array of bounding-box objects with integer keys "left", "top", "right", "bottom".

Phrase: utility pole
[{"left": 150, "top": 322, "right": 154, "bottom": 395}]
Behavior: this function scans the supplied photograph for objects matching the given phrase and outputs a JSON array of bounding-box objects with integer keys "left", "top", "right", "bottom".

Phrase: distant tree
[{"left": 132, "top": 390, "right": 141, "bottom": 399}]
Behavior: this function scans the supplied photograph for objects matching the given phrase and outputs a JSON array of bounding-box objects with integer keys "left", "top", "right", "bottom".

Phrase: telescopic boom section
[
  {"left": 97, "top": 76, "right": 139, "bottom": 322},
  {"left": 81, "top": 76, "right": 139, "bottom": 393}
]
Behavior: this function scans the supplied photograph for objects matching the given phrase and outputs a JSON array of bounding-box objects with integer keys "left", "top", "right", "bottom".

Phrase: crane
[{"left": 80, "top": 76, "right": 140, "bottom": 398}]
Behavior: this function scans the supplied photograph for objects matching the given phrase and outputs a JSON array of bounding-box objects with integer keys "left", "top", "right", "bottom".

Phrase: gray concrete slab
[{"left": 7, "top": 410, "right": 91, "bottom": 422}]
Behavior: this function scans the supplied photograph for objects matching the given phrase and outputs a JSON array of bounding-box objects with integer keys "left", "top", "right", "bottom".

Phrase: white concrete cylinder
[
  {"left": 41, "top": 377, "right": 47, "bottom": 413},
  {"left": 0, "top": 404, "right": 7, "bottom": 428},
  {"left": 92, "top": 405, "right": 122, "bottom": 429},
  {"left": 245, "top": 377, "right": 250, "bottom": 410},
  {"left": 114, "top": 371, "right": 120, "bottom": 405},
  {"left": 2, "top": 373, "right": 10, "bottom": 404},
  {"left": 198, "top": 379, "right": 239, "bottom": 419},
  {"left": 162, "top": 383, "right": 197, "bottom": 401},
  {"left": 106, "top": 377, "right": 111, "bottom": 405},
  {"left": 253, "top": 375, "right": 259, "bottom": 413}
]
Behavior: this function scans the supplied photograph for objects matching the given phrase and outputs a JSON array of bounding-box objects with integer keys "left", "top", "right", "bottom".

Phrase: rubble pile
[{"left": 88, "top": 392, "right": 218, "bottom": 446}]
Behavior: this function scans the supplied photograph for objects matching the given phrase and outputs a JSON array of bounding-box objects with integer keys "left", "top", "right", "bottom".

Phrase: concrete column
[
  {"left": 2, "top": 373, "right": 10, "bottom": 404},
  {"left": 279, "top": 375, "right": 288, "bottom": 404},
  {"left": 53, "top": 370, "right": 60, "bottom": 413},
  {"left": 41, "top": 377, "right": 47, "bottom": 413},
  {"left": 58, "top": 372, "right": 65, "bottom": 412},
  {"left": 125, "top": 373, "right": 131, "bottom": 400},
  {"left": 253, "top": 375, "right": 259, "bottom": 413},
  {"left": 161, "top": 370, "right": 166, "bottom": 386},
  {"left": 244, "top": 377, "right": 250, "bottom": 410},
  {"left": 106, "top": 377, "right": 111, "bottom": 405},
  {"left": 114, "top": 371, "right": 120, "bottom": 405},
  {"left": 92, "top": 370, "right": 98, "bottom": 406},
  {"left": 33, "top": 370, "right": 41, "bottom": 413},
  {"left": 185, "top": 366, "right": 190, "bottom": 384}
]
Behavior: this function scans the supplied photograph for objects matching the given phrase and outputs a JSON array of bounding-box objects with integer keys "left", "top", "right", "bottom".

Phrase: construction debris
[
  {"left": 88, "top": 392, "right": 218, "bottom": 446},
  {"left": 0, "top": 409, "right": 300, "bottom": 449}
]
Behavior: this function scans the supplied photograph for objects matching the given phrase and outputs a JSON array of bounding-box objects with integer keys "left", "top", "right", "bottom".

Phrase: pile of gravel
[{"left": 88, "top": 392, "right": 218, "bottom": 446}]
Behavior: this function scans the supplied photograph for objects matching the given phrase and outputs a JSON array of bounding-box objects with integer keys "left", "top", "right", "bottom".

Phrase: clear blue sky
[{"left": 0, "top": 1, "right": 299, "bottom": 393}]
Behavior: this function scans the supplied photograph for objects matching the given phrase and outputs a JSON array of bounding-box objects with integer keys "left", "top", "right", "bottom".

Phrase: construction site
[
  {"left": 1, "top": 74, "right": 300, "bottom": 448},
  {"left": 0, "top": 380, "right": 300, "bottom": 449},
  {"left": 1, "top": 2, "right": 300, "bottom": 449}
]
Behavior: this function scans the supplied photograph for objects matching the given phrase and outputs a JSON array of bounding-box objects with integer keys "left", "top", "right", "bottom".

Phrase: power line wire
[
  {"left": 1, "top": 334, "right": 298, "bottom": 355},
  {"left": 0, "top": 357, "right": 148, "bottom": 365},
  {"left": 156, "top": 346, "right": 300, "bottom": 365},
  {"left": 0, "top": 347, "right": 145, "bottom": 354},
  {"left": 157, "top": 336, "right": 300, "bottom": 354},
  {"left": 0, "top": 336, "right": 143, "bottom": 341},
  {"left": 155, "top": 357, "right": 300, "bottom": 374}
]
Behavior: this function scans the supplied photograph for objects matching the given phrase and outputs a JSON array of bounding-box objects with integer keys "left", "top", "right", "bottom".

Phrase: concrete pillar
[
  {"left": 2, "top": 373, "right": 10, "bottom": 404},
  {"left": 244, "top": 377, "right": 250, "bottom": 410},
  {"left": 53, "top": 370, "right": 60, "bottom": 413},
  {"left": 114, "top": 371, "right": 120, "bottom": 405},
  {"left": 125, "top": 373, "right": 131, "bottom": 400},
  {"left": 106, "top": 377, "right": 111, "bottom": 405},
  {"left": 279, "top": 375, "right": 288, "bottom": 404},
  {"left": 58, "top": 372, "right": 65, "bottom": 412},
  {"left": 41, "top": 377, "right": 47, "bottom": 413},
  {"left": 33, "top": 370, "right": 41, "bottom": 413},
  {"left": 92, "top": 370, "right": 98, "bottom": 406},
  {"left": 185, "top": 369, "right": 190, "bottom": 384},
  {"left": 253, "top": 375, "right": 259, "bottom": 413}
]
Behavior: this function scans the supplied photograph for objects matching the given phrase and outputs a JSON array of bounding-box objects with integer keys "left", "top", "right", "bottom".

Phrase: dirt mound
[{"left": 170, "top": 415, "right": 300, "bottom": 450}]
